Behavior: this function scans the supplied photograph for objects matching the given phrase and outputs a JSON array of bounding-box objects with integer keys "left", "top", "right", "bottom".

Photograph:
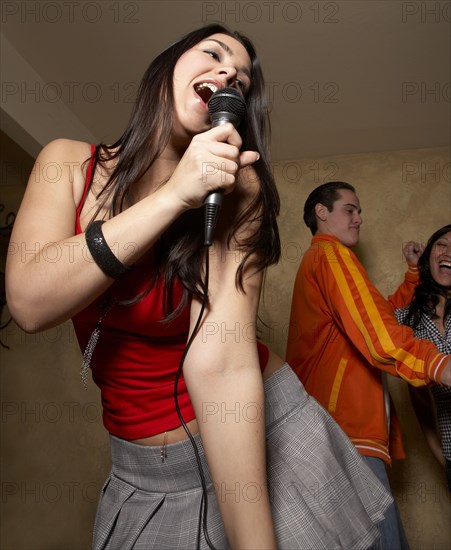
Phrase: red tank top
[{"left": 72, "top": 147, "right": 269, "bottom": 439}]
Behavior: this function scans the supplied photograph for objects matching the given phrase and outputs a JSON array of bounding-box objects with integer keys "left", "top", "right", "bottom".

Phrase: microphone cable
[
  {"left": 173, "top": 242, "right": 218, "bottom": 550},
  {"left": 173, "top": 87, "right": 247, "bottom": 549}
]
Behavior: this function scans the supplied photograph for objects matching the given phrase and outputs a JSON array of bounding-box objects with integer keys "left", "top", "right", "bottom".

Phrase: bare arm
[
  {"left": 183, "top": 171, "right": 276, "bottom": 548},
  {"left": 6, "top": 127, "right": 256, "bottom": 332},
  {"left": 6, "top": 140, "right": 185, "bottom": 330}
]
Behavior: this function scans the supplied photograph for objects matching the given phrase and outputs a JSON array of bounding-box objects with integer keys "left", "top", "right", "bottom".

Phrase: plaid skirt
[{"left": 93, "top": 364, "right": 392, "bottom": 550}]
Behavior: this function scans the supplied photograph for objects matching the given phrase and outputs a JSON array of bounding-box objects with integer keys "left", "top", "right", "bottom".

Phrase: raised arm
[
  {"left": 6, "top": 125, "right": 255, "bottom": 332},
  {"left": 317, "top": 240, "right": 450, "bottom": 386},
  {"left": 388, "top": 241, "right": 424, "bottom": 310},
  {"left": 182, "top": 168, "right": 276, "bottom": 549},
  {"left": 6, "top": 139, "right": 181, "bottom": 331}
]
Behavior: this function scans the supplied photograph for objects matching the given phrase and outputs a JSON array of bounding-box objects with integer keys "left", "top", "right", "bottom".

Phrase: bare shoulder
[
  {"left": 34, "top": 138, "right": 93, "bottom": 181},
  {"left": 37, "top": 138, "right": 92, "bottom": 160},
  {"left": 33, "top": 139, "right": 94, "bottom": 204}
]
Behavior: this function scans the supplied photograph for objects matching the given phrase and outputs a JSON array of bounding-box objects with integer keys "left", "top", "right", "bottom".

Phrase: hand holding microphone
[{"left": 204, "top": 87, "right": 247, "bottom": 246}]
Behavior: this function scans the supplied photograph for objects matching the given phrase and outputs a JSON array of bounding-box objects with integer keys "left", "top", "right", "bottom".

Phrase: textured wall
[
  {"left": 1, "top": 146, "right": 450, "bottom": 548},
  {"left": 260, "top": 145, "right": 451, "bottom": 548}
]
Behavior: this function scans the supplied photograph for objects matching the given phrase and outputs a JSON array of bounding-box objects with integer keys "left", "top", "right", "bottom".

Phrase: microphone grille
[{"left": 208, "top": 87, "right": 246, "bottom": 121}]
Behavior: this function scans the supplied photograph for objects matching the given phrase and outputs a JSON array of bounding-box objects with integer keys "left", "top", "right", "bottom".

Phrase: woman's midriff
[{"left": 129, "top": 349, "right": 286, "bottom": 447}]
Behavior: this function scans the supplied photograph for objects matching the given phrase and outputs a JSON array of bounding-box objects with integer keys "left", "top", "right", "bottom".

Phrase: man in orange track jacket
[{"left": 286, "top": 181, "right": 451, "bottom": 550}]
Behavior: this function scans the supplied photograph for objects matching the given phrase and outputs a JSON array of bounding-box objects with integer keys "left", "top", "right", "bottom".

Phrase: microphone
[{"left": 204, "top": 87, "right": 247, "bottom": 246}]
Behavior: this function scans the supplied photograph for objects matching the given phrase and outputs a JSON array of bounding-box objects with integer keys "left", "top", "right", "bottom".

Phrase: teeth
[
  {"left": 196, "top": 82, "right": 218, "bottom": 94},
  {"left": 439, "top": 261, "right": 451, "bottom": 269},
  {"left": 194, "top": 82, "right": 219, "bottom": 104}
]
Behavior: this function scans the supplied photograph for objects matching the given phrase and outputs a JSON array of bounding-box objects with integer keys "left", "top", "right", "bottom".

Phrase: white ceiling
[{"left": 1, "top": 0, "right": 450, "bottom": 161}]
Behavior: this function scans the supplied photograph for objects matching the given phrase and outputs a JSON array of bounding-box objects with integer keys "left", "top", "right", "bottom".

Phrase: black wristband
[{"left": 85, "top": 220, "right": 132, "bottom": 279}]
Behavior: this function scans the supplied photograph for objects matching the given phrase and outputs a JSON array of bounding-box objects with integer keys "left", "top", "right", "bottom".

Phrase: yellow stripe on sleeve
[
  {"left": 319, "top": 242, "right": 388, "bottom": 364},
  {"left": 337, "top": 244, "right": 425, "bottom": 375},
  {"left": 328, "top": 357, "right": 347, "bottom": 413}
]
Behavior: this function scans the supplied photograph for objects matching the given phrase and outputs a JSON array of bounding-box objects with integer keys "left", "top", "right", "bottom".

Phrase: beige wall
[
  {"left": 1, "top": 146, "right": 450, "bottom": 548},
  {"left": 260, "top": 145, "right": 451, "bottom": 548}
]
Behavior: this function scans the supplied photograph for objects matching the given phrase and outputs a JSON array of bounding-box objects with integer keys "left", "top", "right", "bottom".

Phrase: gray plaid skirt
[{"left": 93, "top": 364, "right": 392, "bottom": 550}]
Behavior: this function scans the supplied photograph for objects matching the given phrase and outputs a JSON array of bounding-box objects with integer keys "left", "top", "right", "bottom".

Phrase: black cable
[{"left": 173, "top": 244, "right": 218, "bottom": 550}]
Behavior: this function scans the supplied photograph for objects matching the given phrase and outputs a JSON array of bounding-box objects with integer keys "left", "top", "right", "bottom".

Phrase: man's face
[{"left": 317, "top": 189, "right": 362, "bottom": 247}]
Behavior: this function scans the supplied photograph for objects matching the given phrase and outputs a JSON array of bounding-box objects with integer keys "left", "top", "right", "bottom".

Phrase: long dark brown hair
[
  {"left": 86, "top": 24, "right": 280, "bottom": 319},
  {"left": 402, "top": 224, "right": 451, "bottom": 329}
]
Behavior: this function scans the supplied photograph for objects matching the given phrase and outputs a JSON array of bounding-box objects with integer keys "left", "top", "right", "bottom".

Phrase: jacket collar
[{"left": 311, "top": 233, "right": 341, "bottom": 245}]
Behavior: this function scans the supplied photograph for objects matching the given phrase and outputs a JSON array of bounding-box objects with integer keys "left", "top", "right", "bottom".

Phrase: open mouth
[
  {"left": 194, "top": 82, "right": 219, "bottom": 104},
  {"left": 439, "top": 261, "right": 451, "bottom": 270}
]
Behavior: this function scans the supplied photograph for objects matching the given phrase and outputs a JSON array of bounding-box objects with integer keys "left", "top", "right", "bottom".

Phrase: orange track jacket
[{"left": 286, "top": 234, "right": 448, "bottom": 464}]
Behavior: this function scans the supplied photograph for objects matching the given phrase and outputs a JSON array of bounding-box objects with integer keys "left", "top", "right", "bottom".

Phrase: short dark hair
[{"left": 303, "top": 181, "right": 356, "bottom": 234}]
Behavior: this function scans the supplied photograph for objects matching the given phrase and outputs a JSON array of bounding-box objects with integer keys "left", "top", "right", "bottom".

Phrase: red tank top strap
[
  {"left": 75, "top": 144, "right": 97, "bottom": 235},
  {"left": 257, "top": 340, "right": 269, "bottom": 370}
]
